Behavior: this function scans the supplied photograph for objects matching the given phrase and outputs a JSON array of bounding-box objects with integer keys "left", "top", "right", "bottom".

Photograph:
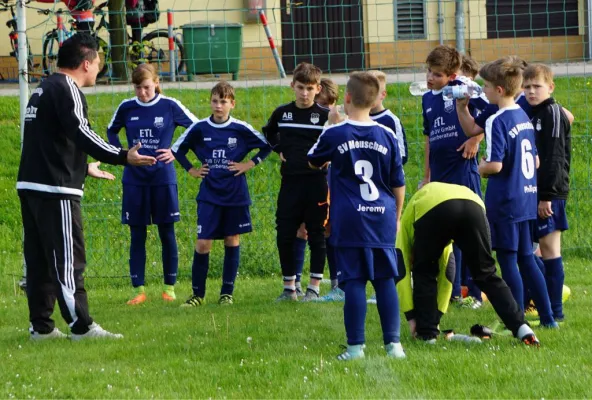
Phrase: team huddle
[{"left": 17, "top": 34, "right": 571, "bottom": 358}]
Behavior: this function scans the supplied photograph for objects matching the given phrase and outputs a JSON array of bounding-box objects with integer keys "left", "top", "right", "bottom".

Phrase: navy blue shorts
[
  {"left": 334, "top": 247, "right": 398, "bottom": 283},
  {"left": 536, "top": 199, "right": 569, "bottom": 240},
  {"left": 197, "top": 201, "right": 252, "bottom": 239},
  {"left": 489, "top": 219, "right": 535, "bottom": 255},
  {"left": 122, "top": 184, "right": 180, "bottom": 226}
]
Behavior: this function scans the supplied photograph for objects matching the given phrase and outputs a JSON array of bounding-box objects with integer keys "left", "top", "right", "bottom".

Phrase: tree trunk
[{"left": 108, "top": 0, "right": 127, "bottom": 81}]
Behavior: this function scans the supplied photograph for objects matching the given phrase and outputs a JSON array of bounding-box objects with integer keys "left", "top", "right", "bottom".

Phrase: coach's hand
[
  {"left": 156, "top": 148, "right": 175, "bottom": 164},
  {"left": 189, "top": 165, "right": 209, "bottom": 179},
  {"left": 127, "top": 143, "right": 157, "bottom": 166},
  {"left": 229, "top": 160, "right": 255, "bottom": 176},
  {"left": 538, "top": 200, "right": 553, "bottom": 219},
  {"left": 87, "top": 162, "right": 115, "bottom": 180}
]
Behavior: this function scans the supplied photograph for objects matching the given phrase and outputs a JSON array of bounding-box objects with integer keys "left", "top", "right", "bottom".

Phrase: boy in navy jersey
[
  {"left": 523, "top": 64, "right": 571, "bottom": 321},
  {"left": 107, "top": 64, "right": 198, "bottom": 305},
  {"left": 478, "top": 57, "right": 557, "bottom": 328},
  {"left": 308, "top": 72, "right": 406, "bottom": 360},
  {"left": 172, "top": 82, "right": 271, "bottom": 306},
  {"left": 263, "top": 62, "right": 330, "bottom": 301},
  {"left": 420, "top": 45, "right": 484, "bottom": 309}
]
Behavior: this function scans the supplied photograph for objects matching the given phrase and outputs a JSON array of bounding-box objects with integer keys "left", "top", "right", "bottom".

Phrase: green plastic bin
[{"left": 182, "top": 22, "right": 243, "bottom": 81}]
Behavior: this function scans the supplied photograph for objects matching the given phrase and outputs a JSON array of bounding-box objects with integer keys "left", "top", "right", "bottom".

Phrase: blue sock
[
  {"left": 221, "top": 245, "right": 240, "bottom": 296},
  {"left": 158, "top": 223, "right": 178, "bottom": 286},
  {"left": 544, "top": 257, "right": 565, "bottom": 320},
  {"left": 342, "top": 279, "right": 367, "bottom": 345},
  {"left": 452, "top": 244, "right": 462, "bottom": 298},
  {"left": 129, "top": 225, "right": 147, "bottom": 287},
  {"left": 372, "top": 278, "right": 401, "bottom": 344},
  {"left": 496, "top": 250, "right": 524, "bottom": 311},
  {"left": 191, "top": 251, "right": 209, "bottom": 298},
  {"left": 466, "top": 270, "right": 483, "bottom": 302},
  {"left": 294, "top": 238, "right": 306, "bottom": 284},
  {"left": 518, "top": 253, "right": 554, "bottom": 325},
  {"left": 523, "top": 255, "right": 546, "bottom": 308}
]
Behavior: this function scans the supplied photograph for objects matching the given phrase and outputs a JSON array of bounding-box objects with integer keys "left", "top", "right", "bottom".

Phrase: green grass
[{"left": 0, "top": 79, "right": 591, "bottom": 397}]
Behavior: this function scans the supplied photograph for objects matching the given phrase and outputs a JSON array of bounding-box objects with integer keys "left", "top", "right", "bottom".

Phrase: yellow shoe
[
  {"left": 162, "top": 291, "right": 176, "bottom": 302},
  {"left": 127, "top": 292, "right": 147, "bottom": 305},
  {"left": 525, "top": 306, "right": 539, "bottom": 318}
]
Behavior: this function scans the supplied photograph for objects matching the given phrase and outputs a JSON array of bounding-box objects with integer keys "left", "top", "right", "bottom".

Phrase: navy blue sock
[
  {"left": 294, "top": 238, "right": 306, "bottom": 284},
  {"left": 129, "top": 225, "right": 147, "bottom": 287},
  {"left": 496, "top": 250, "right": 523, "bottom": 311},
  {"left": 466, "top": 270, "right": 483, "bottom": 302},
  {"left": 518, "top": 253, "right": 554, "bottom": 325},
  {"left": 157, "top": 223, "right": 178, "bottom": 286},
  {"left": 191, "top": 251, "right": 209, "bottom": 298},
  {"left": 326, "top": 239, "right": 337, "bottom": 281},
  {"left": 372, "top": 278, "right": 401, "bottom": 344},
  {"left": 452, "top": 244, "right": 462, "bottom": 298},
  {"left": 342, "top": 279, "right": 367, "bottom": 345},
  {"left": 221, "top": 245, "right": 240, "bottom": 296},
  {"left": 523, "top": 255, "right": 546, "bottom": 308},
  {"left": 544, "top": 257, "right": 565, "bottom": 320}
]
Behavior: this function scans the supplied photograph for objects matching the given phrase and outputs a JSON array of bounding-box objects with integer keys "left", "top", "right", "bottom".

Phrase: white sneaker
[
  {"left": 385, "top": 342, "right": 406, "bottom": 359},
  {"left": 30, "top": 328, "right": 68, "bottom": 341},
  {"left": 71, "top": 323, "right": 123, "bottom": 341}
]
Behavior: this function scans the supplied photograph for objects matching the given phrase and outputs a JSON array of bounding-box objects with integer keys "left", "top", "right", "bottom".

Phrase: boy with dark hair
[
  {"left": 478, "top": 57, "right": 557, "bottom": 328},
  {"left": 421, "top": 45, "right": 484, "bottom": 308},
  {"left": 264, "top": 62, "right": 330, "bottom": 301},
  {"left": 308, "top": 71, "right": 406, "bottom": 360},
  {"left": 523, "top": 63, "right": 571, "bottom": 321},
  {"left": 172, "top": 81, "right": 271, "bottom": 306}
]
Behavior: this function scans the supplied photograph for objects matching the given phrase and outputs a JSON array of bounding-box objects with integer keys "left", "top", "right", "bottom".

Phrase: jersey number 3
[
  {"left": 355, "top": 160, "right": 379, "bottom": 201},
  {"left": 521, "top": 138, "right": 535, "bottom": 180}
]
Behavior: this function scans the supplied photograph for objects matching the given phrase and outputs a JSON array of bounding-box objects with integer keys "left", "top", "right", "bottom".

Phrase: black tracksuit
[
  {"left": 263, "top": 101, "right": 329, "bottom": 281},
  {"left": 17, "top": 73, "right": 128, "bottom": 334}
]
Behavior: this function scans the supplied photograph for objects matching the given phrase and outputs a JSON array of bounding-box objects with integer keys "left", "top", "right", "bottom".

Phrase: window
[
  {"left": 395, "top": 0, "right": 426, "bottom": 40},
  {"left": 486, "top": 0, "right": 579, "bottom": 38}
]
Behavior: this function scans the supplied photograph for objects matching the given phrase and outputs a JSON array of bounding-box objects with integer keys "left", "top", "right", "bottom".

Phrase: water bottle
[
  {"left": 449, "top": 334, "right": 483, "bottom": 344},
  {"left": 442, "top": 85, "right": 482, "bottom": 101},
  {"left": 409, "top": 81, "right": 429, "bottom": 96}
]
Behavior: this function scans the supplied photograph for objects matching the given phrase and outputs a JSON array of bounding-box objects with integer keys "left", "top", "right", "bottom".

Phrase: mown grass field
[{"left": 0, "top": 78, "right": 591, "bottom": 398}]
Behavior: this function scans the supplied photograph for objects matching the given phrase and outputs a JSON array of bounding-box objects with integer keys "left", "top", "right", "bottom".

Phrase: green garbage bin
[{"left": 182, "top": 22, "right": 243, "bottom": 81}]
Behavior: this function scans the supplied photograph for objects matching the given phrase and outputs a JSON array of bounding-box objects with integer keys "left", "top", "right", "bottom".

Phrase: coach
[{"left": 17, "top": 33, "right": 155, "bottom": 340}]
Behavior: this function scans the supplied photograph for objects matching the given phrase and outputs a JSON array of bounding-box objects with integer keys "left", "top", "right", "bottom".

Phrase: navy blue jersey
[
  {"left": 171, "top": 116, "right": 272, "bottom": 206},
  {"left": 308, "top": 120, "right": 405, "bottom": 248},
  {"left": 107, "top": 94, "right": 198, "bottom": 186},
  {"left": 370, "top": 109, "right": 408, "bottom": 165},
  {"left": 422, "top": 89, "right": 481, "bottom": 188},
  {"left": 485, "top": 104, "right": 537, "bottom": 223},
  {"left": 475, "top": 92, "right": 532, "bottom": 128}
]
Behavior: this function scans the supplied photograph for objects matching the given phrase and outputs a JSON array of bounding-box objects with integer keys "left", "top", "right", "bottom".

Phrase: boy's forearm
[
  {"left": 479, "top": 161, "right": 502, "bottom": 176},
  {"left": 392, "top": 185, "right": 405, "bottom": 221},
  {"left": 456, "top": 104, "right": 484, "bottom": 137}
]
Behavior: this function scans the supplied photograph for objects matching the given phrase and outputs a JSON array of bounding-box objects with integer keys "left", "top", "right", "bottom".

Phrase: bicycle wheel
[
  {"left": 141, "top": 30, "right": 184, "bottom": 77},
  {"left": 42, "top": 31, "right": 59, "bottom": 76}
]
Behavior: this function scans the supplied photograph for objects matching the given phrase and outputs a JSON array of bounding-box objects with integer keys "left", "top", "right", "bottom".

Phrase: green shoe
[
  {"left": 336, "top": 344, "right": 365, "bottom": 361},
  {"left": 181, "top": 295, "right": 204, "bottom": 307},
  {"left": 219, "top": 294, "right": 234, "bottom": 305},
  {"left": 460, "top": 296, "right": 482, "bottom": 309}
]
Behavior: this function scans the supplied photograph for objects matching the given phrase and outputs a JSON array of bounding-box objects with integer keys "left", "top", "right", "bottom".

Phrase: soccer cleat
[
  {"left": 30, "top": 328, "right": 68, "bottom": 341},
  {"left": 181, "top": 295, "right": 205, "bottom": 307},
  {"left": 540, "top": 321, "right": 560, "bottom": 329},
  {"left": 295, "top": 287, "right": 305, "bottom": 298},
  {"left": 218, "top": 294, "right": 234, "bottom": 305},
  {"left": 301, "top": 289, "right": 320, "bottom": 302},
  {"left": 71, "top": 323, "right": 123, "bottom": 341},
  {"left": 450, "top": 296, "right": 463, "bottom": 305},
  {"left": 460, "top": 296, "right": 482, "bottom": 309},
  {"left": 314, "top": 287, "right": 345, "bottom": 302},
  {"left": 367, "top": 294, "right": 377, "bottom": 304},
  {"left": 276, "top": 290, "right": 298, "bottom": 302},
  {"left": 521, "top": 333, "right": 541, "bottom": 347},
  {"left": 525, "top": 306, "right": 539, "bottom": 318},
  {"left": 126, "top": 292, "right": 147, "bottom": 305},
  {"left": 385, "top": 342, "right": 406, "bottom": 359},
  {"left": 162, "top": 291, "right": 176, "bottom": 302},
  {"left": 336, "top": 344, "right": 365, "bottom": 361}
]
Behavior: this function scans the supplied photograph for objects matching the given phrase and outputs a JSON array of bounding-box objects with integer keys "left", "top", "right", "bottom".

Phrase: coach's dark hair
[{"left": 57, "top": 33, "right": 99, "bottom": 70}]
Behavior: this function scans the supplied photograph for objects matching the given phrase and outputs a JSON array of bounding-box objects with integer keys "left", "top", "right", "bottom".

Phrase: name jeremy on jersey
[
  {"left": 338, "top": 140, "right": 388, "bottom": 155},
  {"left": 357, "top": 204, "right": 386, "bottom": 214}
]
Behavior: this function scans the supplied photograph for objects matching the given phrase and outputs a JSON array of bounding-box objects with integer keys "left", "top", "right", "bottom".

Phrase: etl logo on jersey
[
  {"left": 282, "top": 112, "right": 293, "bottom": 120},
  {"left": 228, "top": 137, "right": 237, "bottom": 150},
  {"left": 310, "top": 113, "right": 320, "bottom": 124},
  {"left": 154, "top": 116, "right": 164, "bottom": 129}
]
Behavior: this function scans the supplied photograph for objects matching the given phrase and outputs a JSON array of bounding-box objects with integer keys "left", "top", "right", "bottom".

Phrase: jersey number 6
[
  {"left": 355, "top": 160, "right": 379, "bottom": 201},
  {"left": 521, "top": 138, "right": 535, "bottom": 180}
]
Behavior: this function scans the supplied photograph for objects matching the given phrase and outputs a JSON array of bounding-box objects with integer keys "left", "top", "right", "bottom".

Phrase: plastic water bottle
[
  {"left": 442, "top": 85, "right": 482, "bottom": 101},
  {"left": 409, "top": 81, "right": 429, "bottom": 96},
  {"left": 449, "top": 334, "right": 483, "bottom": 344}
]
